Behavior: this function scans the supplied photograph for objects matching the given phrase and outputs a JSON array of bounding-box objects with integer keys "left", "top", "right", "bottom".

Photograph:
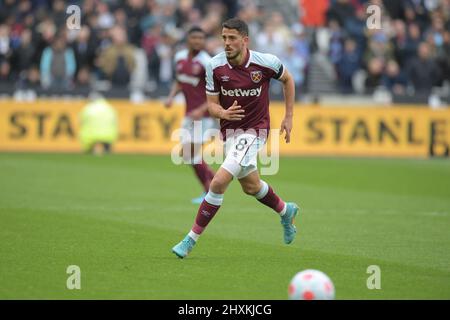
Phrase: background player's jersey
[
  {"left": 206, "top": 49, "right": 284, "bottom": 139},
  {"left": 174, "top": 49, "right": 211, "bottom": 116}
]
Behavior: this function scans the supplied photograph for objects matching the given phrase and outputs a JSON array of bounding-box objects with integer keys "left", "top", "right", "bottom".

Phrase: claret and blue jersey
[
  {"left": 174, "top": 49, "right": 211, "bottom": 116},
  {"left": 205, "top": 49, "right": 285, "bottom": 139}
]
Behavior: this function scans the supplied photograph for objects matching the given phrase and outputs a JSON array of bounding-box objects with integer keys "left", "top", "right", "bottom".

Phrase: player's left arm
[
  {"left": 164, "top": 81, "right": 181, "bottom": 108},
  {"left": 278, "top": 68, "right": 295, "bottom": 143}
]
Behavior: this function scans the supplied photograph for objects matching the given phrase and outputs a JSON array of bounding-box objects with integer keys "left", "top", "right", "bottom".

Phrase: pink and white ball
[{"left": 288, "top": 269, "right": 335, "bottom": 300}]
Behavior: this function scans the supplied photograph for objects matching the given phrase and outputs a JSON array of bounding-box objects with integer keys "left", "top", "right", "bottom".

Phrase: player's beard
[{"left": 225, "top": 48, "right": 241, "bottom": 61}]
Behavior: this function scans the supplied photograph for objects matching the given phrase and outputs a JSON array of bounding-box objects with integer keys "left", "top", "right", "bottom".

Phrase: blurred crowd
[
  {"left": 0, "top": 0, "right": 240, "bottom": 94},
  {"left": 0, "top": 0, "right": 449, "bottom": 97},
  {"left": 302, "top": 0, "right": 450, "bottom": 96}
]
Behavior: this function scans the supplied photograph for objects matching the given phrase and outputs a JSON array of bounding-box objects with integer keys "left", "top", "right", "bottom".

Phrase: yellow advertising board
[
  {"left": 0, "top": 100, "right": 180, "bottom": 154},
  {"left": 269, "top": 103, "right": 450, "bottom": 157},
  {"left": 0, "top": 100, "right": 449, "bottom": 157}
]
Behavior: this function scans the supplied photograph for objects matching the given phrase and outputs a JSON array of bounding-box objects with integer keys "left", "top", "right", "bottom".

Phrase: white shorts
[
  {"left": 221, "top": 133, "right": 266, "bottom": 179},
  {"left": 180, "top": 117, "right": 219, "bottom": 144}
]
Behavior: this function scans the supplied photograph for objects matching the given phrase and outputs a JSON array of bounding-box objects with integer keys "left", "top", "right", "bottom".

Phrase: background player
[
  {"left": 165, "top": 27, "right": 217, "bottom": 204},
  {"left": 172, "top": 18, "right": 298, "bottom": 258}
]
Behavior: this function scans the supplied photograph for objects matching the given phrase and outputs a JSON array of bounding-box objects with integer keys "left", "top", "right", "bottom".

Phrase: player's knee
[{"left": 209, "top": 176, "right": 227, "bottom": 194}]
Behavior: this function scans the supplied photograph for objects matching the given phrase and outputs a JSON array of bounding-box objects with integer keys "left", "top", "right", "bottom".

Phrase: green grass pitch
[{"left": 0, "top": 153, "right": 449, "bottom": 299}]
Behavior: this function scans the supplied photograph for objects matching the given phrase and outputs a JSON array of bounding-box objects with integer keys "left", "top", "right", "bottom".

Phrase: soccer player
[
  {"left": 165, "top": 27, "right": 217, "bottom": 204},
  {"left": 172, "top": 18, "right": 299, "bottom": 258}
]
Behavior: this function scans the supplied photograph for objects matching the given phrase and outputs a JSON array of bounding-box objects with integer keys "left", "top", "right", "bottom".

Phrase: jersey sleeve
[
  {"left": 173, "top": 51, "right": 181, "bottom": 66},
  {"left": 205, "top": 61, "right": 219, "bottom": 95},
  {"left": 173, "top": 51, "right": 182, "bottom": 80},
  {"left": 197, "top": 51, "right": 211, "bottom": 70},
  {"left": 268, "top": 54, "right": 285, "bottom": 80},
  {"left": 252, "top": 51, "right": 285, "bottom": 80}
]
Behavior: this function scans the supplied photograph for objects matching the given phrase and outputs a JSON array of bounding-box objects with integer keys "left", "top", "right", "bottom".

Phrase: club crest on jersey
[{"left": 250, "top": 71, "right": 262, "bottom": 83}]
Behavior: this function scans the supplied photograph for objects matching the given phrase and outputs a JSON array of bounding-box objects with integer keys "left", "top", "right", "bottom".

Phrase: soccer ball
[{"left": 288, "top": 269, "right": 335, "bottom": 300}]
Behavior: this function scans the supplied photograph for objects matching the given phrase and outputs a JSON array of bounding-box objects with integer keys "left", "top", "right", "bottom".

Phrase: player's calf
[
  {"left": 251, "top": 180, "right": 300, "bottom": 244},
  {"left": 171, "top": 190, "right": 224, "bottom": 258},
  {"left": 254, "top": 180, "right": 286, "bottom": 214}
]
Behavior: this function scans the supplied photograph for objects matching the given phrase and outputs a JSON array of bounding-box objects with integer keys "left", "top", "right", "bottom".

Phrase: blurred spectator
[
  {"left": 425, "top": 15, "right": 446, "bottom": 49},
  {"left": 158, "top": 2, "right": 182, "bottom": 35},
  {"left": 364, "top": 31, "right": 395, "bottom": 65},
  {"left": 98, "top": 26, "right": 136, "bottom": 86},
  {"left": 404, "top": 1, "right": 430, "bottom": 31},
  {"left": 124, "top": 0, "right": 147, "bottom": 46},
  {"left": 292, "top": 24, "right": 310, "bottom": 62},
  {"left": 17, "top": 65, "right": 41, "bottom": 90},
  {"left": 51, "top": 0, "right": 68, "bottom": 28},
  {"left": 141, "top": 23, "right": 162, "bottom": 85},
  {"left": 11, "top": 28, "right": 35, "bottom": 77},
  {"left": 40, "top": 34, "right": 76, "bottom": 89},
  {"left": 0, "top": 0, "right": 16, "bottom": 24},
  {"left": 97, "top": 2, "right": 115, "bottom": 30},
  {"left": 255, "top": 11, "right": 292, "bottom": 57},
  {"left": 156, "top": 31, "right": 175, "bottom": 91},
  {"left": 34, "top": 17, "right": 57, "bottom": 63},
  {"left": 365, "top": 57, "right": 384, "bottom": 92},
  {"left": 236, "top": 3, "right": 262, "bottom": 49},
  {"left": 344, "top": 6, "right": 367, "bottom": 52},
  {"left": 76, "top": 66, "right": 92, "bottom": 89},
  {"left": 326, "top": 0, "right": 355, "bottom": 27},
  {"left": 406, "top": 42, "right": 441, "bottom": 95},
  {"left": 363, "top": 30, "right": 395, "bottom": 92},
  {"left": 382, "top": 59, "right": 407, "bottom": 95},
  {"left": 14, "top": 0, "right": 32, "bottom": 24},
  {"left": 328, "top": 19, "right": 345, "bottom": 67},
  {"left": 337, "top": 38, "right": 360, "bottom": 93},
  {"left": 205, "top": 36, "right": 222, "bottom": 56},
  {"left": 291, "top": 24, "right": 310, "bottom": 90},
  {"left": 0, "top": 59, "right": 12, "bottom": 84},
  {"left": 0, "top": 24, "right": 12, "bottom": 61},
  {"left": 438, "top": 30, "right": 450, "bottom": 83},
  {"left": 221, "top": 0, "right": 239, "bottom": 19},
  {"left": 200, "top": 3, "right": 223, "bottom": 36},
  {"left": 113, "top": 7, "right": 128, "bottom": 30},
  {"left": 280, "top": 42, "right": 307, "bottom": 96},
  {"left": 72, "top": 26, "right": 97, "bottom": 77},
  {"left": 382, "top": 0, "right": 405, "bottom": 20},
  {"left": 393, "top": 21, "right": 421, "bottom": 67},
  {"left": 175, "top": 0, "right": 196, "bottom": 28}
]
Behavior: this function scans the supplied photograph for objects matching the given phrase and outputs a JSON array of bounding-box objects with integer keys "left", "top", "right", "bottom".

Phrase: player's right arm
[
  {"left": 206, "top": 95, "right": 245, "bottom": 121},
  {"left": 205, "top": 56, "right": 244, "bottom": 121},
  {"left": 164, "top": 81, "right": 181, "bottom": 108}
]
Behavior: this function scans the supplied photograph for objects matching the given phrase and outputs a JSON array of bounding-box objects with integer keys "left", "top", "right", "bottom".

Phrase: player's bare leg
[
  {"left": 172, "top": 167, "right": 233, "bottom": 258},
  {"left": 239, "top": 170, "right": 299, "bottom": 244}
]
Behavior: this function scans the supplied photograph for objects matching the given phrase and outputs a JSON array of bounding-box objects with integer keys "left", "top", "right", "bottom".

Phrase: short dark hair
[
  {"left": 222, "top": 18, "right": 249, "bottom": 36},
  {"left": 187, "top": 26, "right": 206, "bottom": 35}
]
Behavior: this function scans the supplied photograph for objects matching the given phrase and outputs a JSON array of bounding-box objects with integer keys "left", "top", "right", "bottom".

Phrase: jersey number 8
[{"left": 235, "top": 138, "right": 248, "bottom": 151}]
